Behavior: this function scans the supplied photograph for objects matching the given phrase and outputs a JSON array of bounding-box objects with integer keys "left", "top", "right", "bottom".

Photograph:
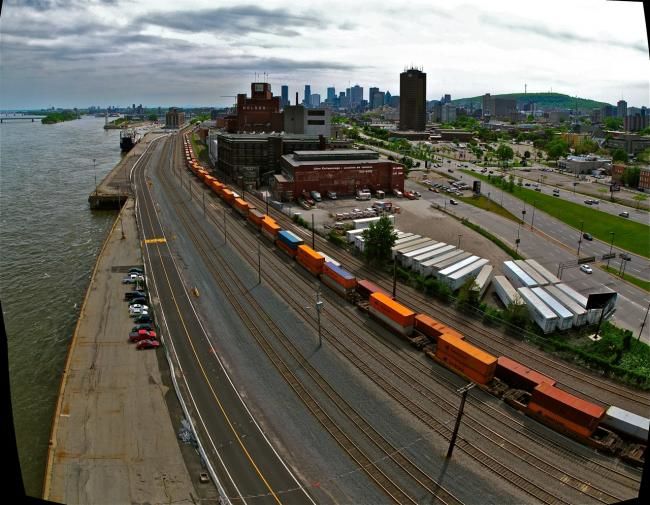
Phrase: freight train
[{"left": 181, "top": 134, "right": 648, "bottom": 467}]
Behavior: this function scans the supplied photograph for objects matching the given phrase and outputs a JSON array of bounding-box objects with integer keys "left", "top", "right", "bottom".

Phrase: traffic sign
[{"left": 578, "top": 256, "right": 596, "bottom": 264}]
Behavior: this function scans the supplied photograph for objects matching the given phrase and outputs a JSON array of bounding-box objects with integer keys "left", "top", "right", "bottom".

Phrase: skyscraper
[
  {"left": 327, "top": 87, "right": 336, "bottom": 103},
  {"left": 617, "top": 100, "right": 627, "bottom": 119},
  {"left": 400, "top": 68, "right": 426, "bottom": 131},
  {"left": 369, "top": 87, "right": 379, "bottom": 109},
  {"left": 311, "top": 94, "right": 321, "bottom": 107},
  {"left": 304, "top": 85, "right": 311, "bottom": 107},
  {"left": 351, "top": 85, "right": 363, "bottom": 107},
  {"left": 281, "top": 85, "right": 289, "bottom": 107}
]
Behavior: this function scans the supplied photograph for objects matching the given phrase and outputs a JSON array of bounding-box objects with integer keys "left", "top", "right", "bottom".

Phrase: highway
[{"left": 132, "top": 134, "right": 316, "bottom": 505}]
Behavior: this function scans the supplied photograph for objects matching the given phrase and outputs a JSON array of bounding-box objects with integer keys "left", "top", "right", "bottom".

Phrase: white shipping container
[
  {"left": 346, "top": 228, "right": 365, "bottom": 243},
  {"left": 525, "top": 259, "right": 561, "bottom": 285},
  {"left": 391, "top": 237, "right": 434, "bottom": 258},
  {"left": 395, "top": 240, "right": 439, "bottom": 259},
  {"left": 531, "top": 287, "right": 574, "bottom": 330},
  {"left": 544, "top": 285, "right": 588, "bottom": 327},
  {"left": 393, "top": 233, "right": 418, "bottom": 245},
  {"left": 503, "top": 261, "right": 537, "bottom": 288},
  {"left": 400, "top": 242, "right": 445, "bottom": 267},
  {"left": 437, "top": 255, "right": 480, "bottom": 278},
  {"left": 603, "top": 406, "right": 649, "bottom": 441},
  {"left": 353, "top": 215, "right": 395, "bottom": 229},
  {"left": 446, "top": 259, "right": 490, "bottom": 291},
  {"left": 493, "top": 275, "right": 523, "bottom": 307},
  {"left": 517, "top": 287, "right": 558, "bottom": 334},
  {"left": 470, "top": 264, "right": 494, "bottom": 298},
  {"left": 514, "top": 260, "right": 549, "bottom": 286},
  {"left": 555, "top": 283, "right": 602, "bottom": 324},
  {"left": 413, "top": 246, "right": 456, "bottom": 271},
  {"left": 429, "top": 252, "right": 472, "bottom": 275},
  {"left": 416, "top": 248, "right": 460, "bottom": 276}
]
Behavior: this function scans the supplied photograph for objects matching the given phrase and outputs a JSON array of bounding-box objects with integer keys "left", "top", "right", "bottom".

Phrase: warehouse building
[{"left": 271, "top": 149, "right": 404, "bottom": 201}]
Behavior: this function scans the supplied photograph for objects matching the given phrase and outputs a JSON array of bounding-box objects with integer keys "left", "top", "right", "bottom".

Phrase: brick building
[
  {"left": 272, "top": 150, "right": 404, "bottom": 201},
  {"left": 226, "top": 82, "right": 283, "bottom": 133},
  {"left": 639, "top": 167, "right": 650, "bottom": 193},
  {"left": 165, "top": 107, "right": 185, "bottom": 128}
]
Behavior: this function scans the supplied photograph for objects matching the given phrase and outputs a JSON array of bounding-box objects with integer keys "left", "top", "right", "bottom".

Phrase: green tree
[
  {"left": 523, "top": 150, "right": 531, "bottom": 160},
  {"left": 362, "top": 216, "right": 398, "bottom": 264},
  {"left": 612, "top": 148, "right": 628, "bottom": 163},
  {"left": 604, "top": 117, "right": 623, "bottom": 131},
  {"left": 573, "top": 138, "right": 598, "bottom": 155},
  {"left": 546, "top": 139, "right": 569, "bottom": 159},
  {"left": 456, "top": 277, "right": 480, "bottom": 309},
  {"left": 633, "top": 193, "right": 648, "bottom": 209},
  {"left": 147, "top": 113, "right": 158, "bottom": 121},
  {"left": 496, "top": 144, "right": 514, "bottom": 167}
]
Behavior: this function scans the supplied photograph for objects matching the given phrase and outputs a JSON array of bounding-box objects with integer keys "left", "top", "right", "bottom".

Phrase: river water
[{"left": 0, "top": 116, "right": 123, "bottom": 497}]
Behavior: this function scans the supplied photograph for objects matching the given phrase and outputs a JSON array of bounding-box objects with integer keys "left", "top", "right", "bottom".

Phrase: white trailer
[
  {"left": 514, "top": 260, "right": 549, "bottom": 286},
  {"left": 603, "top": 406, "right": 649, "bottom": 442},
  {"left": 544, "top": 285, "right": 588, "bottom": 327},
  {"left": 353, "top": 215, "right": 395, "bottom": 229},
  {"left": 525, "top": 259, "right": 561, "bottom": 285},
  {"left": 470, "top": 264, "right": 494, "bottom": 299},
  {"left": 555, "top": 283, "right": 602, "bottom": 324},
  {"left": 436, "top": 255, "right": 480, "bottom": 279},
  {"left": 493, "top": 275, "right": 523, "bottom": 307},
  {"left": 391, "top": 238, "right": 436, "bottom": 258},
  {"left": 517, "top": 287, "right": 558, "bottom": 334},
  {"left": 503, "top": 261, "right": 537, "bottom": 288},
  {"left": 354, "top": 235, "right": 365, "bottom": 252},
  {"left": 446, "top": 259, "right": 490, "bottom": 291},
  {"left": 414, "top": 246, "right": 458, "bottom": 275},
  {"left": 393, "top": 234, "right": 419, "bottom": 246},
  {"left": 400, "top": 242, "right": 445, "bottom": 267},
  {"left": 531, "top": 287, "right": 574, "bottom": 330},
  {"left": 430, "top": 252, "right": 473, "bottom": 276},
  {"left": 406, "top": 243, "right": 450, "bottom": 269},
  {"left": 346, "top": 228, "right": 365, "bottom": 243}
]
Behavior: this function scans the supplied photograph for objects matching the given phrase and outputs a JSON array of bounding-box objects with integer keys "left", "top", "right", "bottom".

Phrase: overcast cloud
[{"left": 0, "top": 0, "right": 648, "bottom": 108}]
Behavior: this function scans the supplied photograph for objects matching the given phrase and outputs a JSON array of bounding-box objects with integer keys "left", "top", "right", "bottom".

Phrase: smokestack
[{"left": 295, "top": 92, "right": 298, "bottom": 106}]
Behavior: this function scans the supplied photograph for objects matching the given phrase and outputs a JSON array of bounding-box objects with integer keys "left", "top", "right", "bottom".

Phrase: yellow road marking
[{"left": 144, "top": 237, "right": 166, "bottom": 244}]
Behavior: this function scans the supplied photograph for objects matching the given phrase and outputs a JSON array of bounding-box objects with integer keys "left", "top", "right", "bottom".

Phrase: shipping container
[
  {"left": 247, "top": 209, "right": 265, "bottom": 228},
  {"left": 414, "top": 247, "right": 458, "bottom": 275},
  {"left": 233, "top": 198, "right": 252, "bottom": 216},
  {"left": 210, "top": 180, "right": 224, "bottom": 193},
  {"left": 503, "top": 261, "right": 537, "bottom": 288},
  {"left": 261, "top": 219, "right": 281, "bottom": 240},
  {"left": 414, "top": 314, "right": 464, "bottom": 342},
  {"left": 517, "top": 287, "right": 558, "bottom": 334},
  {"left": 495, "top": 356, "right": 556, "bottom": 392},
  {"left": 393, "top": 234, "right": 419, "bottom": 246},
  {"left": 356, "top": 279, "right": 390, "bottom": 299},
  {"left": 531, "top": 287, "right": 574, "bottom": 330},
  {"left": 470, "top": 265, "right": 493, "bottom": 299},
  {"left": 276, "top": 239, "right": 297, "bottom": 257},
  {"left": 346, "top": 228, "right": 366, "bottom": 243},
  {"left": 222, "top": 189, "right": 235, "bottom": 203},
  {"left": 369, "top": 292, "right": 415, "bottom": 336},
  {"left": 603, "top": 406, "right": 650, "bottom": 442},
  {"left": 543, "top": 285, "right": 588, "bottom": 327},
  {"left": 445, "top": 258, "right": 490, "bottom": 291},
  {"left": 354, "top": 235, "right": 365, "bottom": 253},
  {"left": 320, "top": 253, "right": 341, "bottom": 267},
  {"left": 353, "top": 215, "right": 395, "bottom": 229},
  {"left": 435, "top": 334, "right": 497, "bottom": 385},
  {"left": 525, "top": 259, "right": 561, "bottom": 285},
  {"left": 321, "top": 262, "right": 356, "bottom": 296},
  {"left": 437, "top": 255, "right": 481, "bottom": 279},
  {"left": 400, "top": 242, "right": 445, "bottom": 267},
  {"left": 555, "top": 283, "right": 602, "bottom": 324},
  {"left": 297, "top": 245, "right": 325, "bottom": 275},
  {"left": 277, "top": 230, "right": 303, "bottom": 250},
  {"left": 391, "top": 237, "right": 434, "bottom": 258},
  {"left": 426, "top": 252, "right": 472, "bottom": 277},
  {"left": 527, "top": 383, "right": 605, "bottom": 438},
  {"left": 394, "top": 240, "right": 439, "bottom": 259},
  {"left": 493, "top": 276, "right": 523, "bottom": 307},
  {"left": 514, "top": 260, "right": 549, "bottom": 286}
]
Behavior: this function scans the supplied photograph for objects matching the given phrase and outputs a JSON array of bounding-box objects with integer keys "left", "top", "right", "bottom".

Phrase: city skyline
[{"left": 1, "top": 0, "right": 648, "bottom": 109}]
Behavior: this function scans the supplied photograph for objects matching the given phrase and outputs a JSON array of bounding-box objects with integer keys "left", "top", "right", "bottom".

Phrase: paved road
[
  {"left": 357, "top": 140, "right": 649, "bottom": 340},
  {"left": 133, "top": 134, "right": 315, "bottom": 504}
]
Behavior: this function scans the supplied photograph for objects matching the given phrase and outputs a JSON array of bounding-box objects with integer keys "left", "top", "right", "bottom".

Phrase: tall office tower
[
  {"left": 339, "top": 91, "right": 347, "bottom": 108},
  {"left": 311, "top": 94, "right": 321, "bottom": 107},
  {"left": 350, "top": 85, "right": 363, "bottom": 107},
  {"left": 617, "top": 100, "right": 627, "bottom": 119},
  {"left": 369, "top": 87, "right": 379, "bottom": 109},
  {"left": 372, "top": 92, "right": 385, "bottom": 109},
  {"left": 327, "top": 87, "right": 336, "bottom": 103},
  {"left": 281, "top": 85, "right": 289, "bottom": 107},
  {"left": 399, "top": 68, "right": 426, "bottom": 131},
  {"left": 384, "top": 90, "right": 392, "bottom": 106},
  {"left": 304, "top": 85, "right": 312, "bottom": 107}
]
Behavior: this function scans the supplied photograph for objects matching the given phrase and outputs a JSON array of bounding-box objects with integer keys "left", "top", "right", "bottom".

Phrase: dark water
[{"left": 0, "top": 116, "right": 122, "bottom": 497}]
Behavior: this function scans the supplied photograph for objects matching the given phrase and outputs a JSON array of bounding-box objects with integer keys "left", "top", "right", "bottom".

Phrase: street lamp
[
  {"left": 576, "top": 221, "right": 584, "bottom": 257},
  {"left": 607, "top": 232, "right": 615, "bottom": 269},
  {"left": 307, "top": 289, "right": 324, "bottom": 347},
  {"left": 457, "top": 234, "right": 462, "bottom": 249},
  {"left": 530, "top": 201, "right": 536, "bottom": 230}
]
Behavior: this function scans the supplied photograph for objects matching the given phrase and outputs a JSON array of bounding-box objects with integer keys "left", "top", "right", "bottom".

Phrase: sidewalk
[{"left": 43, "top": 199, "right": 198, "bottom": 504}]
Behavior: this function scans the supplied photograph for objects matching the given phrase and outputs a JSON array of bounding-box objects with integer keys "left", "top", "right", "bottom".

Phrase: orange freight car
[
  {"left": 276, "top": 239, "right": 297, "bottom": 257},
  {"left": 414, "top": 314, "right": 464, "bottom": 342},
  {"left": 356, "top": 279, "right": 390, "bottom": 299},
  {"left": 248, "top": 209, "right": 265, "bottom": 228},
  {"left": 261, "top": 217, "right": 280, "bottom": 240},
  {"left": 322, "top": 262, "right": 356, "bottom": 290},
  {"left": 296, "top": 245, "right": 325, "bottom": 275},
  {"left": 435, "top": 334, "right": 497, "bottom": 385},
  {"left": 233, "top": 197, "right": 251, "bottom": 216},
  {"left": 527, "top": 383, "right": 605, "bottom": 438},
  {"left": 495, "top": 356, "right": 556, "bottom": 392},
  {"left": 222, "top": 189, "right": 235, "bottom": 203},
  {"left": 369, "top": 292, "right": 415, "bottom": 336}
]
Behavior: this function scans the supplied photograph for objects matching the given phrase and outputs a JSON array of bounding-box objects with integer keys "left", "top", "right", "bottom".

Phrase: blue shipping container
[
  {"left": 277, "top": 230, "right": 303, "bottom": 249},
  {"left": 324, "top": 262, "right": 355, "bottom": 281}
]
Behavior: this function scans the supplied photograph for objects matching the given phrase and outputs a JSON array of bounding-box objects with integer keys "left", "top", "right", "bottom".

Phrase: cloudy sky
[{"left": 1, "top": 0, "right": 648, "bottom": 109}]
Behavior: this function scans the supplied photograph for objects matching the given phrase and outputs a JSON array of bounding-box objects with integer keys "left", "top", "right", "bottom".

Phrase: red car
[
  {"left": 136, "top": 339, "right": 160, "bottom": 350},
  {"left": 403, "top": 191, "right": 417, "bottom": 200},
  {"left": 128, "top": 329, "right": 157, "bottom": 342}
]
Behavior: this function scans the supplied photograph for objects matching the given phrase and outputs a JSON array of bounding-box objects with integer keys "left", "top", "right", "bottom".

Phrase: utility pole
[
  {"left": 457, "top": 235, "right": 462, "bottom": 249},
  {"left": 223, "top": 207, "right": 227, "bottom": 244},
  {"left": 257, "top": 234, "right": 261, "bottom": 285},
  {"left": 530, "top": 201, "right": 536, "bottom": 230},
  {"left": 446, "top": 382, "right": 475, "bottom": 459},
  {"left": 315, "top": 289, "right": 323, "bottom": 347},
  {"left": 607, "top": 232, "right": 615, "bottom": 268},
  {"left": 312, "top": 214, "right": 315, "bottom": 249},
  {"left": 576, "top": 221, "right": 584, "bottom": 257},
  {"left": 392, "top": 258, "right": 397, "bottom": 299},
  {"left": 639, "top": 302, "right": 650, "bottom": 341}
]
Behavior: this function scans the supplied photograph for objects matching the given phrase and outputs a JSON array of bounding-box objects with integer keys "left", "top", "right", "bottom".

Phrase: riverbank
[{"left": 41, "top": 111, "right": 80, "bottom": 124}]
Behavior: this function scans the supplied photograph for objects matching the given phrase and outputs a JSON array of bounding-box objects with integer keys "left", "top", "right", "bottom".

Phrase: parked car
[
  {"left": 134, "top": 314, "right": 153, "bottom": 324},
  {"left": 132, "top": 323, "right": 154, "bottom": 332},
  {"left": 413, "top": 191, "right": 421, "bottom": 198},
  {"left": 326, "top": 191, "right": 337, "bottom": 200},
  {"left": 122, "top": 274, "right": 144, "bottom": 284},
  {"left": 124, "top": 290, "right": 146, "bottom": 301},
  {"left": 404, "top": 191, "right": 417, "bottom": 200},
  {"left": 447, "top": 169, "right": 454, "bottom": 173},
  {"left": 553, "top": 192, "right": 560, "bottom": 197},
  {"left": 534, "top": 187, "right": 541, "bottom": 192},
  {"left": 619, "top": 211, "right": 629, "bottom": 218},
  {"left": 129, "top": 329, "right": 157, "bottom": 342},
  {"left": 620, "top": 253, "right": 632, "bottom": 261},
  {"left": 583, "top": 233, "right": 593, "bottom": 241},
  {"left": 449, "top": 199, "right": 458, "bottom": 205},
  {"left": 128, "top": 267, "right": 144, "bottom": 275},
  {"left": 310, "top": 190, "right": 322, "bottom": 202},
  {"left": 393, "top": 189, "right": 403, "bottom": 198},
  {"left": 591, "top": 199, "right": 599, "bottom": 205},
  {"left": 553, "top": 188, "right": 560, "bottom": 193},
  {"left": 129, "top": 306, "right": 149, "bottom": 317},
  {"left": 580, "top": 264, "right": 593, "bottom": 274},
  {"left": 128, "top": 297, "right": 148, "bottom": 306},
  {"left": 584, "top": 200, "right": 593, "bottom": 205},
  {"left": 136, "top": 339, "right": 161, "bottom": 350}
]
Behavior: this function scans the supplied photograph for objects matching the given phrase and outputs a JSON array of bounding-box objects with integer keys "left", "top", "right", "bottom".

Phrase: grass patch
[
  {"left": 463, "top": 170, "right": 650, "bottom": 258},
  {"left": 460, "top": 218, "right": 524, "bottom": 260},
  {"left": 190, "top": 134, "right": 210, "bottom": 164},
  {"left": 457, "top": 194, "right": 522, "bottom": 223},
  {"left": 601, "top": 265, "right": 650, "bottom": 292}
]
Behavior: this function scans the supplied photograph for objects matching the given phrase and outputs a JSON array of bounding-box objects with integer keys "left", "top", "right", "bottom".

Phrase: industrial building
[
  {"left": 271, "top": 149, "right": 404, "bottom": 201},
  {"left": 225, "top": 82, "right": 283, "bottom": 133},
  {"left": 283, "top": 105, "right": 332, "bottom": 137}
]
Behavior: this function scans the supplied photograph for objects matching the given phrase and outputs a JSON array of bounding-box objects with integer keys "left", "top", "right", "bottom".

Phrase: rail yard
[{"left": 123, "top": 127, "right": 646, "bottom": 503}]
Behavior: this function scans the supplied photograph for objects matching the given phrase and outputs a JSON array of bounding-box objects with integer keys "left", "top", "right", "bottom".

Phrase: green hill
[{"left": 449, "top": 92, "right": 611, "bottom": 112}]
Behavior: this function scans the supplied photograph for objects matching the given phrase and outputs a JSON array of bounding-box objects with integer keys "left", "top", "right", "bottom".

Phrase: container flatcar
[
  {"left": 368, "top": 292, "right": 415, "bottom": 336},
  {"left": 435, "top": 334, "right": 497, "bottom": 385},
  {"left": 296, "top": 245, "right": 325, "bottom": 276},
  {"left": 356, "top": 279, "right": 390, "bottom": 299},
  {"left": 414, "top": 314, "right": 464, "bottom": 342},
  {"left": 321, "top": 262, "right": 357, "bottom": 297},
  {"left": 496, "top": 356, "right": 556, "bottom": 392}
]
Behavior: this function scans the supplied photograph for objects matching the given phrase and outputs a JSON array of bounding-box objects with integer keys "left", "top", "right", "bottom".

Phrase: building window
[
  {"left": 308, "top": 120, "right": 325, "bottom": 125},
  {"left": 308, "top": 110, "right": 326, "bottom": 116}
]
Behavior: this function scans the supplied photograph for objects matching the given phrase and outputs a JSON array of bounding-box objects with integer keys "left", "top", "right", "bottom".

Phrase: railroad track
[
  {"left": 235, "top": 188, "right": 650, "bottom": 411},
  {"left": 161, "top": 138, "right": 464, "bottom": 505}
]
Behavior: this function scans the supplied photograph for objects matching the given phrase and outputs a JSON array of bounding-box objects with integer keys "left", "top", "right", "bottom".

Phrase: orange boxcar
[
  {"left": 527, "top": 383, "right": 605, "bottom": 438},
  {"left": 222, "top": 189, "right": 235, "bottom": 203},
  {"left": 369, "top": 293, "right": 415, "bottom": 328},
  {"left": 495, "top": 356, "right": 556, "bottom": 392},
  {"left": 248, "top": 209, "right": 265, "bottom": 228},
  {"left": 210, "top": 181, "right": 224, "bottom": 193},
  {"left": 296, "top": 245, "right": 325, "bottom": 275},
  {"left": 435, "top": 334, "right": 497, "bottom": 385},
  {"left": 276, "top": 239, "right": 297, "bottom": 257},
  {"left": 414, "top": 314, "right": 464, "bottom": 342},
  {"left": 233, "top": 198, "right": 251, "bottom": 216}
]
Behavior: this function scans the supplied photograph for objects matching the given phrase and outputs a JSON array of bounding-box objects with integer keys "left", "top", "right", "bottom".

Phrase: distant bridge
[{"left": 0, "top": 115, "right": 47, "bottom": 123}]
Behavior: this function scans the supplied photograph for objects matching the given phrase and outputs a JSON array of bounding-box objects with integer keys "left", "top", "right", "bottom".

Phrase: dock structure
[{"left": 88, "top": 132, "right": 165, "bottom": 209}]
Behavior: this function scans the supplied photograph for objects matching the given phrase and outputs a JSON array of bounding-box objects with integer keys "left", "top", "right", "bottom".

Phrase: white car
[
  {"left": 122, "top": 273, "right": 144, "bottom": 284},
  {"left": 129, "top": 304, "right": 149, "bottom": 314},
  {"left": 579, "top": 265, "right": 593, "bottom": 274}
]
